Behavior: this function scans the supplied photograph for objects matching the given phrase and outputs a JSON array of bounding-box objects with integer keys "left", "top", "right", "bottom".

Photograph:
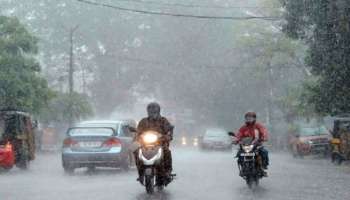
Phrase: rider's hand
[
  {"left": 164, "top": 134, "right": 172, "bottom": 141},
  {"left": 254, "top": 139, "right": 263, "bottom": 146}
]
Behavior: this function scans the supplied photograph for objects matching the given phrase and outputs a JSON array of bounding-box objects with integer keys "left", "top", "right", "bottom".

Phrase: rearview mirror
[
  {"left": 32, "top": 120, "right": 38, "bottom": 129},
  {"left": 228, "top": 132, "right": 235, "bottom": 137},
  {"left": 128, "top": 126, "right": 137, "bottom": 133}
]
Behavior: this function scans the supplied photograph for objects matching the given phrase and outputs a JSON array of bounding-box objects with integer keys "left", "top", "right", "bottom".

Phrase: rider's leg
[
  {"left": 163, "top": 147, "right": 172, "bottom": 174},
  {"left": 236, "top": 149, "right": 243, "bottom": 176},
  {"left": 134, "top": 151, "right": 144, "bottom": 183},
  {"left": 259, "top": 147, "right": 269, "bottom": 169}
]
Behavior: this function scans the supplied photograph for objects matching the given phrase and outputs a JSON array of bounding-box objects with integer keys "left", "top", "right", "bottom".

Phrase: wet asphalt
[{"left": 0, "top": 147, "right": 349, "bottom": 200}]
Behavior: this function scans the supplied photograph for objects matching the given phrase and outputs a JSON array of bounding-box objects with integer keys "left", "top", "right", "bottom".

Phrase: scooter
[{"left": 137, "top": 130, "right": 175, "bottom": 194}]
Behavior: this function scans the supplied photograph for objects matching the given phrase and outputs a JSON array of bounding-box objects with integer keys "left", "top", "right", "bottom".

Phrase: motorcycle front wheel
[
  {"left": 246, "top": 177, "right": 253, "bottom": 189},
  {"left": 145, "top": 175, "right": 154, "bottom": 194}
]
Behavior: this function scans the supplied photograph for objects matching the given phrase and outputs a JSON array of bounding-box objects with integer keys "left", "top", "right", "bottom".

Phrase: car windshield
[
  {"left": 68, "top": 128, "right": 114, "bottom": 136},
  {"left": 300, "top": 126, "right": 328, "bottom": 136},
  {"left": 79, "top": 123, "right": 120, "bottom": 133}
]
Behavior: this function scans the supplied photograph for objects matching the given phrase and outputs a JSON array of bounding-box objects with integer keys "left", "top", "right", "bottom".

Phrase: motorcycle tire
[
  {"left": 254, "top": 177, "right": 260, "bottom": 186},
  {"left": 63, "top": 163, "right": 75, "bottom": 174},
  {"left": 145, "top": 176, "right": 154, "bottom": 194},
  {"left": 331, "top": 153, "right": 343, "bottom": 165},
  {"left": 246, "top": 177, "right": 253, "bottom": 189},
  {"left": 16, "top": 154, "right": 29, "bottom": 170}
]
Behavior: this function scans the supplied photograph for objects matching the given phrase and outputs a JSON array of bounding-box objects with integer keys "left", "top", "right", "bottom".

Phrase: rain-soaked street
[{"left": 1, "top": 147, "right": 349, "bottom": 200}]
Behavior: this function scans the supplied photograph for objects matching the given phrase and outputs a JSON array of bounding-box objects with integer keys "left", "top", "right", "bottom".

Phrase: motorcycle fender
[
  {"left": 138, "top": 148, "right": 163, "bottom": 166},
  {"left": 145, "top": 168, "right": 153, "bottom": 176}
]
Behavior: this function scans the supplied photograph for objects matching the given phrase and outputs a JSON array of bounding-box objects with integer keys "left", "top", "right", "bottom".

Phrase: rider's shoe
[
  {"left": 137, "top": 175, "right": 144, "bottom": 185},
  {"left": 239, "top": 170, "right": 243, "bottom": 177},
  {"left": 262, "top": 171, "right": 268, "bottom": 177}
]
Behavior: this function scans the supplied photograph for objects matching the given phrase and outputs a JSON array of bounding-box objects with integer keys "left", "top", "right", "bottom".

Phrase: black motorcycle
[{"left": 228, "top": 132, "right": 265, "bottom": 188}]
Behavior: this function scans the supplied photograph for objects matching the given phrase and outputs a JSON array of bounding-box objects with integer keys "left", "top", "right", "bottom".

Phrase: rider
[
  {"left": 134, "top": 102, "right": 174, "bottom": 184},
  {"left": 235, "top": 112, "right": 269, "bottom": 176}
]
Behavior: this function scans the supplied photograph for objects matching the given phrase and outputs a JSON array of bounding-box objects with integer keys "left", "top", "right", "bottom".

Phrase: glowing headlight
[
  {"left": 142, "top": 132, "right": 158, "bottom": 144},
  {"left": 243, "top": 145, "right": 254, "bottom": 153},
  {"left": 182, "top": 137, "right": 187, "bottom": 145},
  {"left": 193, "top": 138, "right": 198, "bottom": 146}
]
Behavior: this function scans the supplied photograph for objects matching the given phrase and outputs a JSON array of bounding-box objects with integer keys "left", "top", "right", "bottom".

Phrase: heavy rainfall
[{"left": 0, "top": 0, "right": 350, "bottom": 199}]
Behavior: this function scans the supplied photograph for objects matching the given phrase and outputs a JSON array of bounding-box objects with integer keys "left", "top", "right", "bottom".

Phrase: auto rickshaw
[
  {"left": 0, "top": 110, "right": 36, "bottom": 170},
  {"left": 330, "top": 115, "right": 350, "bottom": 165}
]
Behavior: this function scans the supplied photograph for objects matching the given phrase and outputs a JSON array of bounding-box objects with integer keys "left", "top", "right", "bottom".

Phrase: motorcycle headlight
[
  {"left": 243, "top": 145, "right": 254, "bottom": 153},
  {"left": 142, "top": 132, "right": 158, "bottom": 144}
]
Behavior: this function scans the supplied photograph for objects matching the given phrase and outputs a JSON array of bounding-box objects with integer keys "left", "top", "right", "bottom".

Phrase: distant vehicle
[
  {"left": 61, "top": 120, "right": 136, "bottom": 173},
  {"left": 200, "top": 128, "right": 232, "bottom": 150},
  {"left": 178, "top": 135, "right": 198, "bottom": 147},
  {"left": 40, "top": 126, "right": 59, "bottom": 152},
  {"left": 290, "top": 125, "right": 331, "bottom": 157},
  {"left": 0, "top": 110, "right": 36, "bottom": 171}
]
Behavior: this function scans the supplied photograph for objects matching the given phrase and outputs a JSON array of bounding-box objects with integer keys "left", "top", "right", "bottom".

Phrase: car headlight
[
  {"left": 243, "top": 145, "right": 254, "bottom": 153},
  {"left": 142, "top": 132, "right": 159, "bottom": 144},
  {"left": 193, "top": 138, "right": 198, "bottom": 146},
  {"left": 181, "top": 137, "right": 187, "bottom": 145}
]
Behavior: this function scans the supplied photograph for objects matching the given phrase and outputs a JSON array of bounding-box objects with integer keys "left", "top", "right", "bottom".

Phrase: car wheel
[
  {"left": 87, "top": 166, "right": 96, "bottom": 171},
  {"left": 63, "top": 163, "right": 75, "bottom": 174}
]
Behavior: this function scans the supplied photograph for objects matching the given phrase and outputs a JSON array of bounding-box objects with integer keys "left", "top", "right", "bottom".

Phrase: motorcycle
[
  {"left": 228, "top": 132, "right": 265, "bottom": 188},
  {"left": 136, "top": 130, "right": 175, "bottom": 194}
]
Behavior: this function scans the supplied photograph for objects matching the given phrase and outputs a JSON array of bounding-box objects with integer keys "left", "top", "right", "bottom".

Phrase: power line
[
  {"left": 76, "top": 0, "right": 281, "bottom": 20},
  {"left": 108, "top": 0, "right": 281, "bottom": 10}
]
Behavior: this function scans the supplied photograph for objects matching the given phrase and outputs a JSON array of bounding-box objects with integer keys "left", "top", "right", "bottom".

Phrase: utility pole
[
  {"left": 69, "top": 25, "right": 79, "bottom": 94},
  {"left": 68, "top": 25, "right": 79, "bottom": 127}
]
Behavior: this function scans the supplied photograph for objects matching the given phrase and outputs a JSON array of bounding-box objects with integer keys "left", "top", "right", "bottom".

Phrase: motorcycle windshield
[{"left": 241, "top": 137, "right": 254, "bottom": 145}]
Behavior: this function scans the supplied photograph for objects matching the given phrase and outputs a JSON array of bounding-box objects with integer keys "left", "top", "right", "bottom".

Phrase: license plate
[
  {"left": 145, "top": 168, "right": 153, "bottom": 175},
  {"left": 240, "top": 153, "right": 255, "bottom": 156},
  {"left": 79, "top": 141, "right": 102, "bottom": 148}
]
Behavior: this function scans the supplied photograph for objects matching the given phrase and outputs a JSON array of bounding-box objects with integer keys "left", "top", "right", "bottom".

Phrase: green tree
[
  {"left": 39, "top": 91, "right": 93, "bottom": 125},
  {"left": 281, "top": 0, "right": 350, "bottom": 115},
  {"left": 0, "top": 16, "right": 51, "bottom": 113}
]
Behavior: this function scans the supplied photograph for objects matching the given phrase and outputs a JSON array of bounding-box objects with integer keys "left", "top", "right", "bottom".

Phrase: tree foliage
[
  {"left": 39, "top": 91, "right": 93, "bottom": 125},
  {"left": 282, "top": 0, "right": 350, "bottom": 115},
  {"left": 0, "top": 16, "right": 51, "bottom": 113}
]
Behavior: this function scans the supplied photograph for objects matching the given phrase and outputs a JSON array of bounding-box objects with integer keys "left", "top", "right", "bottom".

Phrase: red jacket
[{"left": 236, "top": 122, "right": 268, "bottom": 142}]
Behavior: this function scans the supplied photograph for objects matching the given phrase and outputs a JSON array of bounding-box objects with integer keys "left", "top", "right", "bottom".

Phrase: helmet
[
  {"left": 244, "top": 111, "right": 257, "bottom": 124},
  {"left": 147, "top": 102, "right": 161, "bottom": 119}
]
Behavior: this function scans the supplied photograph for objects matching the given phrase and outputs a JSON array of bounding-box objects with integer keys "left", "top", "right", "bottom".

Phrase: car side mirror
[
  {"left": 32, "top": 120, "right": 38, "bottom": 129},
  {"left": 128, "top": 126, "right": 137, "bottom": 133},
  {"left": 228, "top": 132, "right": 235, "bottom": 137}
]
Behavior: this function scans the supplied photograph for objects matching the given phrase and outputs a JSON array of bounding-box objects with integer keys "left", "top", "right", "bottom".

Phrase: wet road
[{"left": 1, "top": 148, "right": 349, "bottom": 200}]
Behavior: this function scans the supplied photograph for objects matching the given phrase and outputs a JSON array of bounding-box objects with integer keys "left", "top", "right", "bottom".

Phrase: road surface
[{"left": 1, "top": 148, "right": 349, "bottom": 200}]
